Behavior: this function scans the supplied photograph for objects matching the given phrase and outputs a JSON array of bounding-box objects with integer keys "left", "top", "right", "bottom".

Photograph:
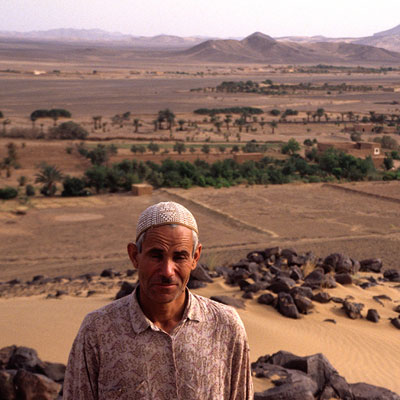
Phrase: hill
[{"left": 179, "top": 32, "right": 400, "bottom": 64}]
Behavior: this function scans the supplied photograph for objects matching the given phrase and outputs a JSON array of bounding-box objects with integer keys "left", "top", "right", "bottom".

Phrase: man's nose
[{"left": 160, "top": 258, "right": 174, "bottom": 277}]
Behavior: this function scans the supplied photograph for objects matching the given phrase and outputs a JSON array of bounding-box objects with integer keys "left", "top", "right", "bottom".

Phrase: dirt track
[{"left": 1, "top": 181, "right": 399, "bottom": 282}]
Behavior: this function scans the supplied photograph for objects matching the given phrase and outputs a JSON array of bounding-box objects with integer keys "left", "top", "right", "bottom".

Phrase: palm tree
[
  {"left": 133, "top": 118, "right": 140, "bottom": 133},
  {"left": 259, "top": 117, "right": 266, "bottom": 132},
  {"left": 177, "top": 119, "right": 185, "bottom": 131},
  {"left": 2, "top": 119, "right": 11, "bottom": 135},
  {"left": 269, "top": 120, "right": 278, "bottom": 134},
  {"left": 35, "top": 163, "right": 63, "bottom": 196},
  {"left": 316, "top": 108, "right": 325, "bottom": 122},
  {"left": 224, "top": 115, "right": 232, "bottom": 130}
]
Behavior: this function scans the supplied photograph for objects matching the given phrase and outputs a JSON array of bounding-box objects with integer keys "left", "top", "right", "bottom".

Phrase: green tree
[
  {"left": 35, "top": 163, "right": 63, "bottom": 196},
  {"left": 201, "top": 144, "right": 210, "bottom": 155},
  {"left": 173, "top": 142, "right": 186, "bottom": 155},
  {"left": 281, "top": 138, "right": 300, "bottom": 155},
  {"left": 133, "top": 118, "right": 140, "bottom": 133},
  {"left": 85, "top": 165, "right": 108, "bottom": 193},
  {"left": 383, "top": 157, "right": 394, "bottom": 170},
  {"left": 177, "top": 119, "right": 185, "bottom": 131},
  {"left": 316, "top": 108, "right": 325, "bottom": 122},
  {"left": 148, "top": 142, "right": 160, "bottom": 155},
  {"left": 49, "top": 121, "right": 88, "bottom": 140},
  {"left": 269, "top": 120, "right": 278, "bottom": 134}
]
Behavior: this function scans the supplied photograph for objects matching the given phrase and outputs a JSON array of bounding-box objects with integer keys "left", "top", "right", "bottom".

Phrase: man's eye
[{"left": 151, "top": 253, "right": 162, "bottom": 260}]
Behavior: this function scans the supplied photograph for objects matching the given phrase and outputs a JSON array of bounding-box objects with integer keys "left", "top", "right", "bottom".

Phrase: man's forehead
[{"left": 142, "top": 225, "right": 194, "bottom": 247}]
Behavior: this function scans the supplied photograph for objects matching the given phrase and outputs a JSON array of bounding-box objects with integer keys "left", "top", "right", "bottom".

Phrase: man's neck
[{"left": 137, "top": 288, "right": 188, "bottom": 334}]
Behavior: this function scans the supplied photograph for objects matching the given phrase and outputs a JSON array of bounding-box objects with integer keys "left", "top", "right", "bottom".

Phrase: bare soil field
[{"left": 1, "top": 181, "right": 399, "bottom": 282}]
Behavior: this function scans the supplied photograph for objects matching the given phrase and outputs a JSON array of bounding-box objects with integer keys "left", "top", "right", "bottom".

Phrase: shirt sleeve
[
  {"left": 229, "top": 312, "right": 254, "bottom": 400},
  {"left": 63, "top": 315, "right": 100, "bottom": 400}
]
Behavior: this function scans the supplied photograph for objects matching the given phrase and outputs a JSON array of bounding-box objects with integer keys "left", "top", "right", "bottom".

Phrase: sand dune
[{"left": 1, "top": 276, "right": 399, "bottom": 394}]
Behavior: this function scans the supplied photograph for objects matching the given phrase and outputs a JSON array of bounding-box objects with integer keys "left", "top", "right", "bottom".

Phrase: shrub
[
  {"left": 0, "top": 187, "right": 18, "bottom": 199},
  {"left": 49, "top": 121, "right": 88, "bottom": 140},
  {"left": 18, "top": 176, "right": 26, "bottom": 186},
  {"left": 25, "top": 184, "right": 35, "bottom": 196},
  {"left": 62, "top": 176, "right": 88, "bottom": 196}
]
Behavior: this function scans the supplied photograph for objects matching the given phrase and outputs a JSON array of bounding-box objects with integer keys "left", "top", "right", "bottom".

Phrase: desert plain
[{"left": 0, "top": 38, "right": 400, "bottom": 396}]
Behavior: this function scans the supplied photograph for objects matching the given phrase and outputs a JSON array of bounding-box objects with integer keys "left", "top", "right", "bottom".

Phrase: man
[{"left": 63, "top": 201, "right": 253, "bottom": 399}]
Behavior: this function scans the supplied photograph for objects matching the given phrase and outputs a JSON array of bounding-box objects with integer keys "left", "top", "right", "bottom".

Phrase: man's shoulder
[
  {"left": 191, "top": 292, "right": 244, "bottom": 328},
  {"left": 82, "top": 293, "right": 132, "bottom": 327}
]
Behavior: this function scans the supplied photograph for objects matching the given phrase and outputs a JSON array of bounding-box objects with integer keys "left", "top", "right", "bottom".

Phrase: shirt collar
[{"left": 129, "top": 287, "right": 202, "bottom": 334}]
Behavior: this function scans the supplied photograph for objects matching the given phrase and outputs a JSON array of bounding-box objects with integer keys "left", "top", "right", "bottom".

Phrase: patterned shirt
[{"left": 63, "top": 289, "right": 253, "bottom": 400}]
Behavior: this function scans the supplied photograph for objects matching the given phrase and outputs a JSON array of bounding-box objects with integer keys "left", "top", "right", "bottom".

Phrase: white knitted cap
[{"left": 136, "top": 201, "right": 198, "bottom": 241}]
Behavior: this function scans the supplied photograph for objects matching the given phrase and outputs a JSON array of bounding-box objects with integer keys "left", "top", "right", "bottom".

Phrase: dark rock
[
  {"left": 55, "top": 290, "right": 67, "bottom": 298},
  {"left": 277, "top": 293, "right": 300, "bottom": 319},
  {"left": 335, "top": 273, "right": 353, "bottom": 285},
  {"left": 115, "top": 281, "right": 137, "bottom": 299},
  {"left": 324, "top": 253, "right": 354, "bottom": 274},
  {"left": 7, "top": 279, "right": 21, "bottom": 285},
  {"left": 214, "top": 265, "right": 231, "bottom": 277},
  {"left": 252, "top": 351, "right": 353, "bottom": 399},
  {"left": 14, "top": 369, "right": 61, "bottom": 400},
  {"left": 43, "top": 362, "right": 66, "bottom": 383},
  {"left": 244, "top": 282, "right": 268, "bottom": 293},
  {"left": 393, "top": 305, "right": 400, "bottom": 313},
  {"left": 366, "top": 309, "right": 380, "bottom": 323},
  {"left": 342, "top": 300, "right": 364, "bottom": 319},
  {"left": 290, "top": 286, "right": 313, "bottom": 299},
  {"left": 323, "top": 319, "right": 336, "bottom": 324},
  {"left": 225, "top": 268, "right": 250, "bottom": 285},
  {"left": 312, "top": 292, "right": 331, "bottom": 303},
  {"left": 242, "top": 292, "right": 254, "bottom": 299},
  {"left": 331, "top": 297, "right": 344, "bottom": 304},
  {"left": 238, "top": 279, "right": 251, "bottom": 291},
  {"left": 289, "top": 266, "right": 303, "bottom": 282},
  {"left": 190, "top": 263, "right": 213, "bottom": 282},
  {"left": 257, "top": 293, "right": 275, "bottom": 306},
  {"left": 126, "top": 269, "right": 136, "bottom": 277},
  {"left": 373, "top": 295, "right": 392, "bottom": 306},
  {"left": 77, "top": 273, "right": 95, "bottom": 282},
  {"left": 303, "top": 268, "right": 325, "bottom": 289},
  {"left": 359, "top": 282, "right": 376, "bottom": 290},
  {"left": 0, "top": 345, "right": 16, "bottom": 369},
  {"left": 351, "top": 259, "right": 361, "bottom": 274},
  {"left": 390, "top": 317, "right": 400, "bottom": 330},
  {"left": 293, "top": 294, "right": 314, "bottom": 315},
  {"left": 359, "top": 258, "right": 383, "bottom": 273},
  {"left": 100, "top": 268, "right": 116, "bottom": 278},
  {"left": 247, "top": 251, "right": 265, "bottom": 264},
  {"left": 32, "top": 275, "right": 45, "bottom": 283},
  {"left": 322, "top": 274, "right": 338, "bottom": 289},
  {"left": 287, "top": 254, "right": 307, "bottom": 267},
  {"left": 350, "top": 382, "right": 400, "bottom": 400},
  {"left": 320, "top": 263, "right": 335, "bottom": 274},
  {"left": 267, "top": 277, "right": 296, "bottom": 294},
  {"left": 383, "top": 269, "right": 400, "bottom": 282},
  {"left": 86, "top": 290, "right": 97, "bottom": 297},
  {"left": 254, "top": 368, "right": 317, "bottom": 400},
  {"left": 281, "top": 248, "right": 298, "bottom": 260},
  {"left": 7, "top": 347, "right": 45, "bottom": 373},
  {"left": 210, "top": 295, "right": 245, "bottom": 309},
  {"left": 0, "top": 370, "right": 16, "bottom": 400},
  {"left": 264, "top": 246, "right": 281, "bottom": 259},
  {"left": 186, "top": 279, "right": 206, "bottom": 289}
]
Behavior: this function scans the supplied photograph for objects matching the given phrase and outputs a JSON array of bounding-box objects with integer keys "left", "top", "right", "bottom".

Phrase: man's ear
[
  {"left": 127, "top": 242, "right": 139, "bottom": 269},
  {"left": 191, "top": 243, "right": 202, "bottom": 270}
]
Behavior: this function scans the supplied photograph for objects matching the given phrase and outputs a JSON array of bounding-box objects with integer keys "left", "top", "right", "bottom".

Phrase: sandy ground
[{"left": 0, "top": 277, "right": 399, "bottom": 394}]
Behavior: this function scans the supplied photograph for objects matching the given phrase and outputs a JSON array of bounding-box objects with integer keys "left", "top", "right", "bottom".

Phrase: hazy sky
[{"left": 1, "top": 0, "right": 399, "bottom": 38}]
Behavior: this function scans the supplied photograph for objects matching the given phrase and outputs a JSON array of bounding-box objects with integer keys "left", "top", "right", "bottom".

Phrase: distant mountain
[
  {"left": 354, "top": 24, "right": 400, "bottom": 52},
  {"left": 179, "top": 32, "right": 400, "bottom": 63},
  {"left": 0, "top": 28, "right": 209, "bottom": 48}
]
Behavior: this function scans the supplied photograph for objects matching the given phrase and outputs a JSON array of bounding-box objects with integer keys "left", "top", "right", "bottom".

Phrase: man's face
[{"left": 128, "top": 225, "right": 201, "bottom": 307}]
